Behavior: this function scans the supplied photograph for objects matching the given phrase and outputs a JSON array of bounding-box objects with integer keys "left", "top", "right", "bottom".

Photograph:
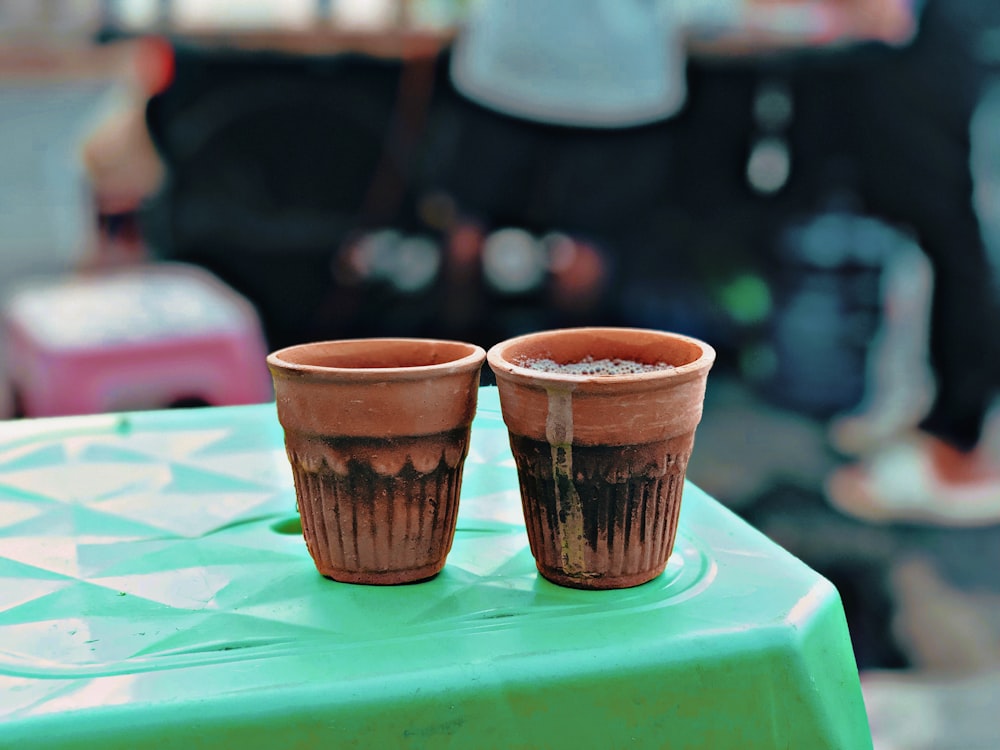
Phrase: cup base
[
  {"left": 535, "top": 561, "right": 668, "bottom": 590},
  {"left": 320, "top": 560, "right": 445, "bottom": 586}
]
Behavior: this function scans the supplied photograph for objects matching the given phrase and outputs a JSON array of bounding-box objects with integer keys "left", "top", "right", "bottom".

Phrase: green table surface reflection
[{"left": 0, "top": 387, "right": 871, "bottom": 749}]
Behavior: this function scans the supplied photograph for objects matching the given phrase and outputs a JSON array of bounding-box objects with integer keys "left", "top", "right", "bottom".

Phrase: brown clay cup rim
[
  {"left": 486, "top": 327, "right": 715, "bottom": 391},
  {"left": 268, "top": 338, "right": 487, "bottom": 383}
]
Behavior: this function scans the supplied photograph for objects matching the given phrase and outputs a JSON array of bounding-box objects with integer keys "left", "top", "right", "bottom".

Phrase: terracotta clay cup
[
  {"left": 267, "top": 338, "right": 486, "bottom": 585},
  {"left": 487, "top": 327, "right": 715, "bottom": 590}
]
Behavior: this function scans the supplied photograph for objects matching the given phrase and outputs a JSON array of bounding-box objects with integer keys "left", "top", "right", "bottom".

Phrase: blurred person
[
  {"left": 81, "top": 36, "right": 171, "bottom": 216},
  {"left": 420, "top": 0, "right": 915, "bottom": 351},
  {"left": 824, "top": 0, "right": 1000, "bottom": 526},
  {"left": 80, "top": 35, "right": 434, "bottom": 347},
  {"left": 80, "top": 1, "right": 913, "bottom": 345},
  {"left": 432, "top": 0, "right": 913, "bottom": 259},
  {"left": 449, "top": 0, "right": 913, "bottom": 129},
  {"left": 79, "top": 35, "right": 172, "bottom": 267}
]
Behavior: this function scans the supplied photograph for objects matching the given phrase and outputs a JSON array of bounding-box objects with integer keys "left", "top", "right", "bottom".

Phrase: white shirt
[{"left": 450, "top": 0, "right": 742, "bottom": 128}]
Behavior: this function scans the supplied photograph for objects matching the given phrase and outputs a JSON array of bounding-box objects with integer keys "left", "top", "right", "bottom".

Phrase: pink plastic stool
[{"left": 2, "top": 262, "right": 274, "bottom": 417}]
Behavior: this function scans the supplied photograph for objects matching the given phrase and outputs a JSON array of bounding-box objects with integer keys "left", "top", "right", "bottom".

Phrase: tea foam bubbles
[{"left": 515, "top": 355, "right": 673, "bottom": 376}]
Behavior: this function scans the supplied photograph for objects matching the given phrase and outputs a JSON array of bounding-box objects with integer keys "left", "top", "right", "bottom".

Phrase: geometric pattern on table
[
  {"left": 0, "top": 390, "right": 873, "bottom": 749},
  {"left": 0, "top": 397, "right": 708, "bottom": 702}
]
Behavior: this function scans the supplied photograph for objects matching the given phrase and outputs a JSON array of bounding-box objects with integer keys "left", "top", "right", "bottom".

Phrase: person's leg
[
  {"left": 851, "top": 2, "right": 998, "bottom": 452},
  {"left": 825, "top": 2, "right": 1000, "bottom": 524},
  {"left": 856, "top": 102, "right": 999, "bottom": 455}
]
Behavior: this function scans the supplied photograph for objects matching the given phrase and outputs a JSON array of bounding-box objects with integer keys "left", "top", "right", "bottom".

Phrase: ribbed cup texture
[
  {"left": 508, "top": 432, "right": 695, "bottom": 590},
  {"left": 285, "top": 428, "right": 470, "bottom": 585}
]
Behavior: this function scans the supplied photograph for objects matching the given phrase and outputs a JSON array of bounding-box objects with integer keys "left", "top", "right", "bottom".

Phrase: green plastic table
[{"left": 0, "top": 388, "right": 872, "bottom": 749}]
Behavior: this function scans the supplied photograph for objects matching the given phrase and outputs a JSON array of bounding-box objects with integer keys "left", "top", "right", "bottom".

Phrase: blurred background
[{"left": 2, "top": 1, "right": 1000, "bottom": 745}]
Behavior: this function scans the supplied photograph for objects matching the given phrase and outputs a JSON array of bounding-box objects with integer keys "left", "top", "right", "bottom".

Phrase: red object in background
[{"left": 133, "top": 35, "right": 176, "bottom": 95}]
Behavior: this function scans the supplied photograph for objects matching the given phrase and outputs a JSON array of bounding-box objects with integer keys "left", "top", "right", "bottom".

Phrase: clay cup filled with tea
[
  {"left": 487, "top": 327, "right": 715, "bottom": 590},
  {"left": 267, "top": 338, "right": 486, "bottom": 585}
]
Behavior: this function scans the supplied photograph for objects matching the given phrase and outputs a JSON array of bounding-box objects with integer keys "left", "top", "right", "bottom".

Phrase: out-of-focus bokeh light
[{"left": 481, "top": 227, "right": 547, "bottom": 294}]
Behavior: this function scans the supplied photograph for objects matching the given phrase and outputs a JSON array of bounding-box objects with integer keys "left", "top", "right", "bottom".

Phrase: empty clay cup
[{"left": 267, "top": 338, "right": 486, "bottom": 584}]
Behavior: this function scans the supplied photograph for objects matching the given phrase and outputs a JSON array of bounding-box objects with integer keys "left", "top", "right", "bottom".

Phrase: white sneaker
[{"left": 825, "top": 435, "right": 1000, "bottom": 527}]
